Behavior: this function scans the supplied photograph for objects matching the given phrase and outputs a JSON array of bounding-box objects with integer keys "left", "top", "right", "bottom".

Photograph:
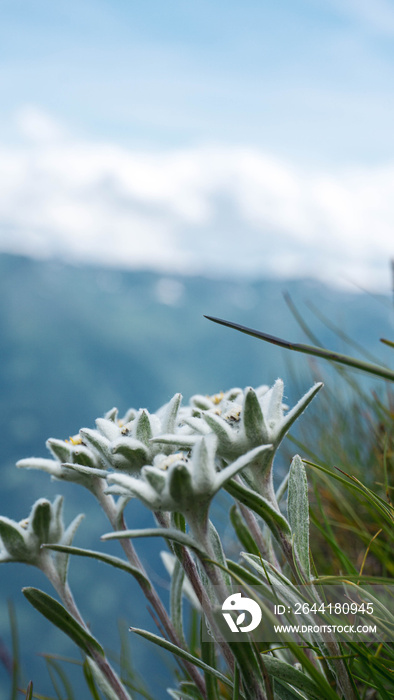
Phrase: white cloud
[
  {"left": 16, "top": 105, "right": 66, "bottom": 142},
  {"left": 0, "top": 107, "right": 393, "bottom": 291}
]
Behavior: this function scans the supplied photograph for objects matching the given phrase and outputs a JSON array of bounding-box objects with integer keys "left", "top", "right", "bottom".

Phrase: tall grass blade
[
  {"left": 82, "top": 658, "right": 101, "bottom": 700},
  {"left": 8, "top": 600, "right": 19, "bottom": 700},
  {"left": 24, "top": 681, "right": 33, "bottom": 700},
  {"left": 200, "top": 617, "right": 220, "bottom": 700},
  {"left": 45, "top": 656, "right": 76, "bottom": 700},
  {"left": 204, "top": 316, "right": 394, "bottom": 381}
]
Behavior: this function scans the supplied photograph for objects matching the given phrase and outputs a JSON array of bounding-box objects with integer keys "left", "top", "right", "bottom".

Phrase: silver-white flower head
[
  {"left": 16, "top": 433, "right": 104, "bottom": 487},
  {"left": 16, "top": 394, "right": 191, "bottom": 485},
  {"left": 151, "top": 380, "right": 322, "bottom": 500},
  {"left": 106, "top": 434, "right": 272, "bottom": 523},
  {"left": 192, "top": 380, "right": 321, "bottom": 460},
  {"left": 153, "top": 380, "right": 321, "bottom": 450},
  {"left": 71, "top": 393, "right": 191, "bottom": 479},
  {"left": 0, "top": 496, "right": 83, "bottom": 574}
]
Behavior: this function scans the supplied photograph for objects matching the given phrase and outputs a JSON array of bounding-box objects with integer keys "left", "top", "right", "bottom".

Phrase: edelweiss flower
[
  {"left": 79, "top": 393, "right": 185, "bottom": 474},
  {"left": 0, "top": 496, "right": 83, "bottom": 573},
  {"left": 15, "top": 382, "right": 322, "bottom": 513},
  {"left": 105, "top": 435, "right": 272, "bottom": 523},
  {"left": 151, "top": 380, "right": 323, "bottom": 497},
  {"left": 16, "top": 394, "right": 191, "bottom": 484},
  {"left": 16, "top": 430, "right": 103, "bottom": 486}
]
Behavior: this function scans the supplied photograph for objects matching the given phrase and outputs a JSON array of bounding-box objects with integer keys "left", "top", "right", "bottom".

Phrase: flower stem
[
  {"left": 92, "top": 481, "right": 207, "bottom": 697},
  {"left": 40, "top": 554, "right": 131, "bottom": 700},
  {"left": 189, "top": 517, "right": 267, "bottom": 699}
]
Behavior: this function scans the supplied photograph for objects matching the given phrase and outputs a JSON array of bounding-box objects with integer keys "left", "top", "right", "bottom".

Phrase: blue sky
[
  {"left": 3, "top": 0, "right": 394, "bottom": 161},
  {"left": 1, "top": 0, "right": 394, "bottom": 289}
]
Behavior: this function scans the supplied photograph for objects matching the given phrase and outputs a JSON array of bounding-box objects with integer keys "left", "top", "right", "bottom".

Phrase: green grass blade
[
  {"left": 283, "top": 642, "right": 343, "bottom": 700},
  {"left": 187, "top": 609, "right": 200, "bottom": 659},
  {"left": 84, "top": 658, "right": 125, "bottom": 700},
  {"left": 167, "top": 688, "right": 201, "bottom": 700},
  {"left": 226, "top": 558, "right": 272, "bottom": 589},
  {"left": 204, "top": 316, "right": 394, "bottom": 381},
  {"left": 8, "top": 600, "right": 19, "bottom": 700},
  {"left": 309, "top": 473, "right": 359, "bottom": 574},
  {"left": 314, "top": 574, "right": 394, "bottom": 585},
  {"left": 380, "top": 338, "right": 394, "bottom": 348},
  {"left": 82, "top": 658, "right": 101, "bottom": 700},
  {"left": 177, "top": 681, "right": 205, "bottom": 698},
  {"left": 47, "top": 658, "right": 76, "bottom": 700},
  {"left": 200, "top": 617, "right": 220, "bottom": 700},
  {"left": 305, "top": 461, "right": 394, "bottom": 527},
  {"left": 229, "top": 504, "right": 261, "bottom": 556},
  {"left": 309, "top": 510, "right": 358, "bottom": 575},
  {"left": 24, "top": 681, "right": 33, "bottom": 700},
  {"left": 117, "top": 621, "right": 154, "bottom": 699},
  {"left": 22, "top": 691, "right": 57, "bottom": 700},
  {"left": 273, "top": 680, "right": 307, "bottom": 699},
  {"left": 232, "top": 664, "right": 240, "bottom": 700},
  {"left": 44, "top": 656, "right": 78, "bottom": 700},
  {"left": 45, "top": 658, "right": 65, "bottom": 700}
]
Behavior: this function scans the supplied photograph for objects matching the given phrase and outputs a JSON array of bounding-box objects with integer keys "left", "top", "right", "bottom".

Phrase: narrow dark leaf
[
  {"left": 43, "top": 544, "right": 151, "bottom": 588},
  {"left": 9, "top": 600, "right": 19, "bottom": 700},
  {"left": 229, "top": 505, "right": 261, "bottom": 556},
  {"left": 22, "top": 588, "right": 104, "bottom": 658},
  {"left": 45, "top": 657, "right": 75, "bottom": 700},
  {"left": 204, "top": 316, "right": 394, "bottom": 381},
  {"left": 102, "top": 528, "right": 207, "bottom": 558},
  {"left": 84, "top": 658, "right": 123, "bottom": 700},
  {"left": 83, "top": 658, "right": 101, "bottom": 700},
  {"left": 225, "top": 479, "right": 291, "bottom": 541},
  {"left": 200, "top": 617, "right": 220, "bottom": 700},
  {"left": 129, "top": 627, "right": 236, "bottom": 693}
]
